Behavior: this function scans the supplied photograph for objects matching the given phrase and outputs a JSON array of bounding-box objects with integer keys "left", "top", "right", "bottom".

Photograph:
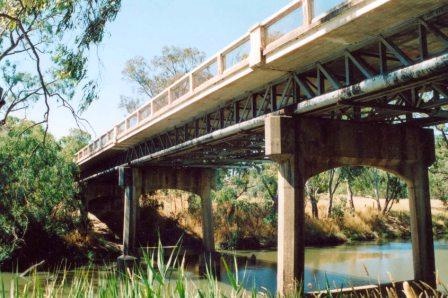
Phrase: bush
[
  {"left": 0, "top": 119, "right": 85, "bottom": 266},
  {"left": 341, "top": 214, "right": 375, "bottom": 241},
  {"left": 305, "top": 216, "right": 347, "bottom": 246}
]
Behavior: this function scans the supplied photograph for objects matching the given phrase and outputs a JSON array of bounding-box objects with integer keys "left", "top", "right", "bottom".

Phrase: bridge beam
[{"left": 265, "top": 116, "right": 436, "bottom": 295}]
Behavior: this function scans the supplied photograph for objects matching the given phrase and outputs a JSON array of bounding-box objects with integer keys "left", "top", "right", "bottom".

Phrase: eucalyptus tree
[
  {"left": 305, "top": 174, "right": 326, "bottom": 218},
  {"left": 120, "top": 46, "right": 205, "bottom": 113},
  {"left": 0, "top": 0, "right": 121, "bottom": 129},
  {"left": 0, "top": 118, "right": 88, "bottom": 263}
]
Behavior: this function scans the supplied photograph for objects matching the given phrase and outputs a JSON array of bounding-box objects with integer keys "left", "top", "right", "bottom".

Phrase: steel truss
[{"left": 81, "top": 7, "right": 448, "bottom": 179}]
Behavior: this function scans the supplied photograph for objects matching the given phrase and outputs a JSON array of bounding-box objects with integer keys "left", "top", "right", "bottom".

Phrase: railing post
[
  {"left": 114, "top": 126, "right": 118, "bottom": 144},
  {"left": 217, "top": 54, "right": 225, "bottom": 75},
  {"left": 303, "top": 0, "right": 314, "bottom": 25},
  {"left": 189, "top": 73, "right": 194, "bottom": 93},
  {"left": 168, "top": 89, "right": 172, "bottom": 105},
  {"left": 249, "top": 24, "right": 265, "bottom": 68}
]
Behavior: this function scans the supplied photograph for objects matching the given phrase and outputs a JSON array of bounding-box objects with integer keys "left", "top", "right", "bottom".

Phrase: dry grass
[
  {"left": 137, "top": 192, "right": 447, "bottom": 249},
  {"left": 340, "top": 213, "right": 376, "bottom": 241}
]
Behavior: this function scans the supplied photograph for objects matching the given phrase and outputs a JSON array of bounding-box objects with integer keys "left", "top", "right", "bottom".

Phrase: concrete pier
[{"left": 117, "top": 166, "right": 141, "bottom": 271}]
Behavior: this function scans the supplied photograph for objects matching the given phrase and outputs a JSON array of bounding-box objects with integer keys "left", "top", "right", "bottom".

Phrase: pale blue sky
[{"left": 25, "top": 0, "right": 293, "bottom": 139}]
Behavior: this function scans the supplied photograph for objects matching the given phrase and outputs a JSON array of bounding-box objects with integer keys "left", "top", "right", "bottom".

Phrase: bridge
[{"left": 78, "top": 0, "right": 448, "bottom": 295}]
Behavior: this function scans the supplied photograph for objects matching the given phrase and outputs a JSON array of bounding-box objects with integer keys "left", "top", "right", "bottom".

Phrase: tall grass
[{"left": 0, "top": 241, "right": 263, "bottom": 298}]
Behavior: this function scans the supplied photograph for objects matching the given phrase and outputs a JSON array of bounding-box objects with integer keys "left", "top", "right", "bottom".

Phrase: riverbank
[
  {"left": 1, "top": 193, "right": 446, "bottom": 270},
  {"left": 305, "top": 208, "right": 448, "bottom": 246},
  {"left": 306, "top": 197, "right": 448, "bottom": 246},
  {"left": 139, "top": 193, "right": 448, "bottom": 249}
]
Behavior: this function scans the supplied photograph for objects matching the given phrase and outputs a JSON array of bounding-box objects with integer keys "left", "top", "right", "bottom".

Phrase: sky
[{"left": 22, "top": 0, "right": 292, "bottom": 139}]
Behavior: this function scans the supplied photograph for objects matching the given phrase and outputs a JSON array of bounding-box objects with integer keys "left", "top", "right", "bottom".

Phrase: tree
[
  {"left": 340, "top": 167, "right": 365, "bottom": 212},
  {"left": 362, "top": 168, "right": 383, "bottom": 211},
  {"left": 305, "top": 174, "right": 326, "bottom": 218},
  {"left": 327, "top": 168, "right": 343, "bottom": 217},
  {"left": 430, "top": 135, "right": 448, "bottom": 206},
  {"left": 382, "top": 173, "right": 407, "bottom": 214},
  {"left": 120, "top": 46, "right": 205, "bottom": 113},
  {"left": 59, "top": 128, "right": 91, "bottom": 159},
  {"left": 0, "top": 118, "right": 81, "bottom": 263},
  {"left": 0, "top": 0, "right": 121, "bottom": 128},
  {"left": 355, "top": 167, "right": 407, "bottom": 214}
]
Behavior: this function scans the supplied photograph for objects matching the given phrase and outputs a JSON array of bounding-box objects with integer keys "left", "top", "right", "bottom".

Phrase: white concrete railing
[{"left": 75, "top": 0, "right": 346, "bottom": 163}]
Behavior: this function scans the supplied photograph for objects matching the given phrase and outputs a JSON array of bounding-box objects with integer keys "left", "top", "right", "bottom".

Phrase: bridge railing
[{"left": 75, "top": 0, "right": 347, "bottom": 163}]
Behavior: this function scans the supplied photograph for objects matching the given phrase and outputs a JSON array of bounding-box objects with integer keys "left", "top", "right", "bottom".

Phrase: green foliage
[
  {"left": 0, "top": 0, "right": 121, "bottom": 125},
  {"left": 0, "top": 118, "right": 84, "bottom": 263},
  {"left": 211, "top": 165, "right": 279, "bottom": 249},
  {"left": 430, "top": 134, "right": 448, "bottom": 205},
  {"left": 186, "top": 194, "right": 201, "bottom": 216},
  {"left": 59, "top": 128, "right": 91, "bottom": 159}
]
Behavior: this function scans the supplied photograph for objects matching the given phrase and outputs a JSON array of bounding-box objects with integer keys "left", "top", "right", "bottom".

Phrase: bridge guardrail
[{"left": 75, "top": 0, "right": 346, "bottom": 163}]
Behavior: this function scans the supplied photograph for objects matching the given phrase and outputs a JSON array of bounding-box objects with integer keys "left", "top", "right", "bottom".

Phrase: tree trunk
[
  {"left": 328, "top": 170, "right": 334, "bottom": 217},
  {"left": 437, "top": 126, "right": 448, "bottom": 148},
  {"left": 327, "top": 169, "right": 341, "bottom": 217},
  {"left": 346, "top": 181, "right": 355, "bottom": 212},
  {"left": 373, "top": 174, "right": 382, "bottom": 211},
  {"left": 310, "top": 192, "right": 319, "bottom": 219}
]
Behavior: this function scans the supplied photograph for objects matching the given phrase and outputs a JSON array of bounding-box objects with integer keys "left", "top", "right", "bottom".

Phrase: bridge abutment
[{"left": 265, "top": 115, "right": 436, "bottom": 295}]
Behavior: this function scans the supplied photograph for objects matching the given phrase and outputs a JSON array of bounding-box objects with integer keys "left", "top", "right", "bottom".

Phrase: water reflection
[{"left": 218, "top": 240, "right": 448, "bottom": 294}]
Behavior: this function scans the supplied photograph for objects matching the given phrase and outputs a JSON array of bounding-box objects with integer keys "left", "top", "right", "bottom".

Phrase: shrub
[
  {"left": 0, "top": 119, "right": 85, "bottom": 266},
  {"left": 342, "top": 214, "right": 375, "bottom": 241},
  {"left": 305, "top": 216, "right": 347, "bottom": 246}
]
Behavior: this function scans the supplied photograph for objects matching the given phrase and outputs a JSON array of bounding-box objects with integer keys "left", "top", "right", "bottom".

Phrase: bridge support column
[
  {"left": 117, "top": 166, "right": 141, "bottom": 271},
  {"left": 265, "top": 115, "right": 436, "bottom": 295},
  {"left": 198, "top": 169, "right": 215, "bottom": 253},
  {"left": 402, "top": 163, "right": 436, "bottom": 286},
  {"left": 265, "top": 116, "right": 305, "bottom": 296}
]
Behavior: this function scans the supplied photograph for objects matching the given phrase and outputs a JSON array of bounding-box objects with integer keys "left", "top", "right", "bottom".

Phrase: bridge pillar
[
  {"left": 402, "top": 163, "right": 436, "bottom": 286},
  {"left": 117, "top": 166, "right": 142, "bottom": 271},
  {"left": 198, "top": 169, "right": 216, "bottom": 253},
  {"left": 265, "top": 116, "right": 305, "bottom": 296},
  {"left": 265, "top": 115, "right": 436, "bottom": 295}
]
